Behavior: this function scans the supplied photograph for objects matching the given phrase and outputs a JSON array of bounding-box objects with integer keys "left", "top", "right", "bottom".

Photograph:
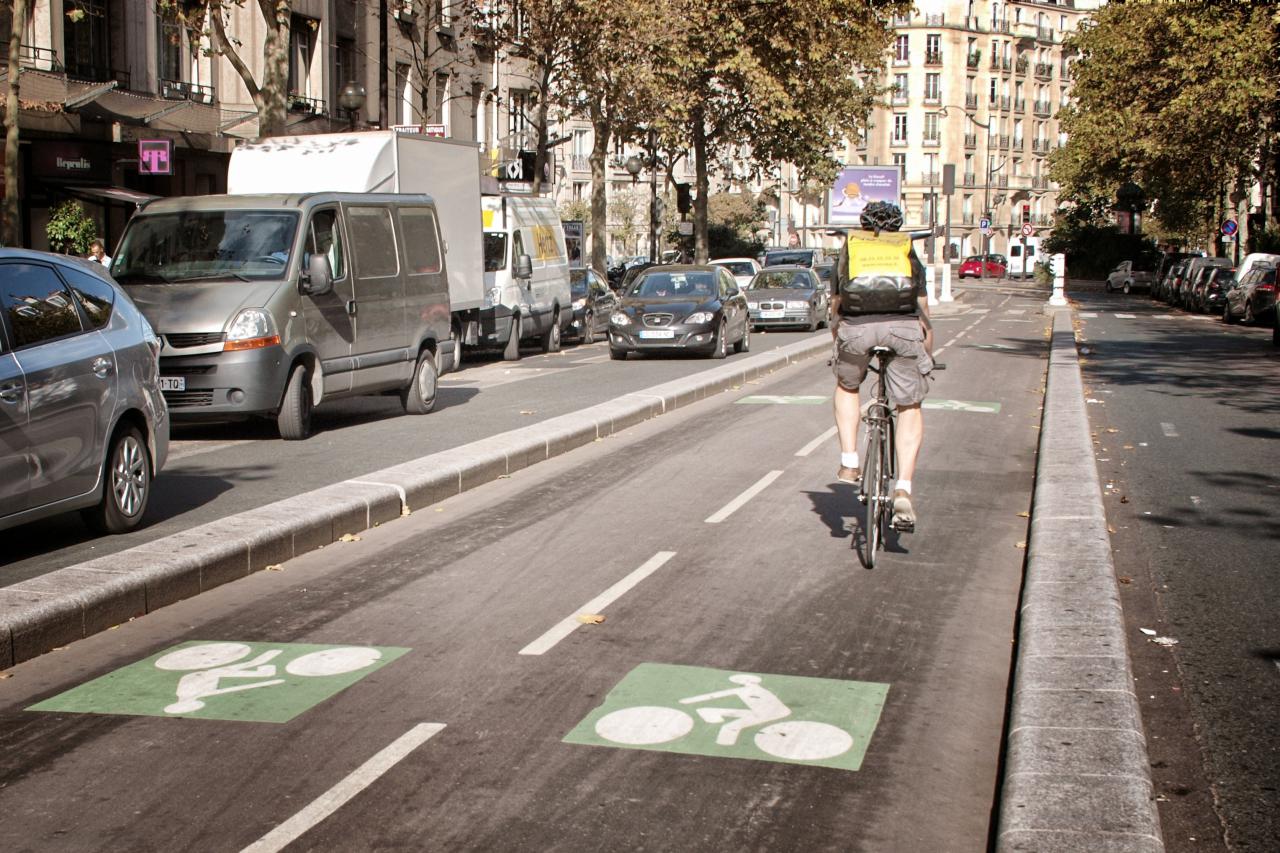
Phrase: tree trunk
[
  {"left": 2, "top": 0, "right": 28, "bottom": 246},
  {"left": 692, "top": 107, "right": 710, "bottom": 263},
  {"left": 589, "top": 110, "right": 610, "bottom": 275},
  {"left": 256, "top": 0, "right": 292, "bottom": 138}
]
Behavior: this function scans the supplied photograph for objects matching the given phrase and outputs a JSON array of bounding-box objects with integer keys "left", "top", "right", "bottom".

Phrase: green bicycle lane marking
[
  {"left": 922, "top": 399, "right": 1002, "bottom": 414},
  {"left": 564, "top": 663, "right": 889, "bottom": 771},
  {"left": 28, "top": 641, "right": 409, "bottom": 723}
]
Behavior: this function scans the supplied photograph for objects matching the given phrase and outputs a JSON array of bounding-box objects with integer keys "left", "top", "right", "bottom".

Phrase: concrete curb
[
  {"left": 0, "top": 334, "right": 835, "bottom": 670},
  {"left": 995, "top": 310, "right": 1164, "bottom": 852}
]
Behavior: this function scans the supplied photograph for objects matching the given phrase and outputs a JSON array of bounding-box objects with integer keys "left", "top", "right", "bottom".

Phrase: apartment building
[{"left": 852, "top": 0, "right": 1090, "bottom": 260}]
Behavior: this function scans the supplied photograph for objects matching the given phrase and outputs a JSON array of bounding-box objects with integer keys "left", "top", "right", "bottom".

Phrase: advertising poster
[
  {"left": 828, "top": 166, "right": 902, "bottom": 225},
  {"left": 562, "top": 220, "right": 584, "bottom": 268}
]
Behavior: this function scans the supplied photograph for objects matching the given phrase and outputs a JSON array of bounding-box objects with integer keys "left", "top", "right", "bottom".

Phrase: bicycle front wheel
[{"left": 862, "top": 424, "right": 882, "bottom": 568}]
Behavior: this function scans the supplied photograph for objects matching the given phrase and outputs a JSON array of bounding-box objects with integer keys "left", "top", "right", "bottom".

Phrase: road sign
[
  {"left": 564, "top": 663, "right": 889, "bottom": 771},
  {"left": 28, "top": 641, "right": 409, "bottom": 723},
  {"left": 1221, "top": 219, "right": 1238, "bottom": 237},
  {"left": 1021, "top": 222, "right": 1035, "bottom": 238},
  {"left": 979, "top": 217, "right": 992, "bottom": 235}
]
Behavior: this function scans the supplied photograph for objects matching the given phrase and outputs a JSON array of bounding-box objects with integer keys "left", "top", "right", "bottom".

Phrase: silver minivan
[
  {"left": 1, "top": 249, "right": 168, "bottom": 533},
  {"left": 111, "top": 193, "right": 452, "bottom": 440}
]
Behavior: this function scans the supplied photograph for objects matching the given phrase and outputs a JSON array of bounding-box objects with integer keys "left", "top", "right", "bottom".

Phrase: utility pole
[{"left": 648, "top": 129, "right": 658, "bottom": 263}]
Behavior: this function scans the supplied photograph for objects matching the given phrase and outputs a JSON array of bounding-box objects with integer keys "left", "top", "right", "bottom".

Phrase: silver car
[
  {"left": 0, "top": 249, "right": 168, "bottom": 533},
  {"left": 745, "top": 266, "right": 829, "bottom": 332}
]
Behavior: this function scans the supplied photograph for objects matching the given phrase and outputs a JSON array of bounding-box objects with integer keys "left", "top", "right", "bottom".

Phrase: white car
[{"left": 711, "top": 257, "right": 761, "bottom": 289}]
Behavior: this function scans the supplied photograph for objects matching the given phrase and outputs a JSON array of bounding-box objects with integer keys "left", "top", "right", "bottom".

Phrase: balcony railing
[
  {"left": 893, "top": 54, "right": 910, "bottom": 66},
  {"left": 926, "top": 13, "right": 945, "bottom": 26},
  {"left": 996, "top": 175, "right": 1009, "bottom": 188},
  {"left": 891, "top": 91, "right": 909, "bottom": 105},
  {"left": 1035, "top": 62, "right": 1054, "bottom": 79},
  {"left": 65, "top": 63, "right": 131, "bottom": 89},
  {"left": 0, "top": 44, "right": 63, "bottom": 72},
  {"left": 1013, "top": 136, "right": 1025, "bottom": 150},
  {"left": 1060, "top": 63, "right": 1073, "bottom": 81},
  {"left": 922, "top": 171, "right": 940, "bottom": 185},
  {"left": 964, "top": 16, "right": 984, "bottom": 32},
  {"left": 995, "top": 20, "right": 1011, "bottom": 34},
  {"left": 571, "top": 154, "right": 589, "bottom": 171},
  {"left": 1032, "top": 139, "right": 1051, "bottom": 154},
  {"left": 1014, "top": 98, "right": 1026, "bottom": 112},
  {"left": 999, "top": 95, "right": 1012, "bottom": 111},
  {"left": 288, "top": 93, "right": 329, "bottom": 116},
  {"left": 923, "top": 135, "right": 941, "bottom": 148},
  {"left": 893, "top": 14, "right": 911, "bottom": 26},
  {"left": 965, "top": 93, "right": 978, "bottom": 109},
  {"left": 992, "top": 134, "right": 1008, "bottom": 148},
  {"left": 925, "top": 51, "right": 943, "bottom": 66},
  {"left": 1034, "top": 213, "right": 1053, "bottom": 226},
  {"left": 923, "top": 93, "right": 941, "bottom": 105},
  {"left": 1038, "top": 26, "right": 1054, "bottom": 43},
  {"left": 160, "top": 79, "right": 217, "bottom": 105},
  {"left": 966, "top": 53, "right": 981, "bottom": 69},
  {"left": 1032, "top": 176, "right": 1050, "bottom": 190},
  {"left": 1033, "top": 100, "right": 1052, "bottom": 117},
  {"left": 890, "top": 134, "right": 909, "bottom": 147},
  {"left": 964, "top": 133, "right": 977, "bottom": 149}
]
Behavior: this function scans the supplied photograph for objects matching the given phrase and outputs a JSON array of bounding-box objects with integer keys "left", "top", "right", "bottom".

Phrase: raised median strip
[
  {"left": 996, "top": 310, "right": 1164, "bottom": 852},
  {"left": 0, "top": 335, "right": 832, "bottom": 669}
]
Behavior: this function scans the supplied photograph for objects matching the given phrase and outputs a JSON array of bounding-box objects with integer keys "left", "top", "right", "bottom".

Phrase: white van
[
  {"left": 1008, "top": 238, "right": 1040, "bottom": 279},
  {"left": 482, "top": 195, "right": 573, "bottom": 360}
]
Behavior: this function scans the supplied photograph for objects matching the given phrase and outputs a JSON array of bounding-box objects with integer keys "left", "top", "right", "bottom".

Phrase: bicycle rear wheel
[{"left": 862, "top": 423, "right": 883, "bottom": 568}]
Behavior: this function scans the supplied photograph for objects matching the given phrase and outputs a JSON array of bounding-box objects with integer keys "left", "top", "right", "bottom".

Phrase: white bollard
[
  {"left": 939, "top": 262, "right": 954, "bottom": 302},
  {"left": 1048, "top": 252, "right": 1068, "bottom": 306},
  {"left": 926, "top": 264, "right": 938, "bottom": 306}
]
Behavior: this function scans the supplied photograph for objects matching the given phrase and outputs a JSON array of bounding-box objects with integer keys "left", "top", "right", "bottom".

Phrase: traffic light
[
  {"left": 676, "top": 183, "right": 692, "bottom": 215},
  {"left": 1021, "top": 204, "right": 1031, "bottom": 225}
]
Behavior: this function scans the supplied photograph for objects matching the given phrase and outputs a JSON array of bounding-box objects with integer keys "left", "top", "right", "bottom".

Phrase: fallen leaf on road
[
  {"left": 338, "top": 534, "right": 362, "bottom": 542},
  {"left": 1105, "top": 428, "right": 1119, "bottom": 433},
  {"left": 519, "top": 410, "right": 536, "bottom": 415},
  {"left": 577, "top": 614, "right": 606, "bottom": 625},
  {"left": 1108, "top": 526, "right": 1117, "bottom": 534},
  {"left": 1140, "top": 628, "right": 1157, "bottom": 636},
  {"left": 1016, "top": 511, "right": 1030, "bottom": 518},
  {"left": 1120, "top": 496, "right": 1130, "bottom": 503},
  {"left": 265, "top": 564, "right": 283, "bottom": 572},
  {"left": 1118, "top": 577, "right": 1133, "bottom": 584},
  {"left": 1123, "top": 445, "right": 1135, "bottom": 450},
  {"left": 1015, "top": 541, "right": 1026, "bottom": 549}
]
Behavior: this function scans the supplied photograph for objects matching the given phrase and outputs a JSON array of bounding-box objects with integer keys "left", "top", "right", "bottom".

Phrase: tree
[
  {"left": 45, "top": 200, "right": 98, "bottom": 256},
  {"left": 188, "top": 0, "right": 294, "bottom": 139},
  {"left": 660, "top": 0, "right": 907, "bottom": 261},
  {"left": 2, "top": 0, "right": 29, "bottom": 246},
  {"left": 1050, "top": 2, "right": 1279, "bottom": 239},
  {"left": 609, "top": 188, "right": 641, "bottom": 256}
]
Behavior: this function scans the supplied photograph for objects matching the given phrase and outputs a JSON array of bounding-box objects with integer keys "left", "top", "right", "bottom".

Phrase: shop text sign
[{"left": 139, "top": 139, "right": 173, "bottom": 175}]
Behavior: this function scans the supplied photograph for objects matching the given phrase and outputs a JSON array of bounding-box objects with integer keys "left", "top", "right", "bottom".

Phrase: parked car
[
  {"left": 958, "top": 254, "right": 1007, "bottom": 278},
  {"left": 710, "top": 257, "right": 761, "bottom": 289},
  {"left": 1153, "top": 251, "right": 1199, "bottom": 299},
  {"left": 1105, "top": 260, "right": 1156, "bottom": 294},
  {"left": 1197, "top": 267, "right": 1236, "bottom": 314},
  {"left": 1, "top": 249, "right": 169, "bottom": 533},
  {"left": 1157, "top": 262, "right": 1188, "bottom": 303},
  {"left": 745, "top": 266, "right": 828, "bottom": 332},
  {"left": 1170, "top": 257, "right": 1232, "bottom": 307},
  {"left": 1232, "top": 252, "right": 1280, "bottom": 286},
  {"left": 618, "top": 261, "right": 658, "bottom": 293},
  {"left": 1223, "top": 261, "right": 1277, "bottom": 325},
  {"left": 608, "top": 265, "right": 750, "bottom": 360},
  {"left": 762, "top": 248, "right": 820, "bottom": 269},
  {"left": 814, "top": 261, "right": 835, "bottom": 289},
  {"left": 569, "top": 268, "right": 618, "bottom": 343}
]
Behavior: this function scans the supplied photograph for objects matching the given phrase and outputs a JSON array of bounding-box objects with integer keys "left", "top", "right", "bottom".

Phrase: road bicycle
[{"left": 859, "top": 347, "right": 944, "bottom": 568}]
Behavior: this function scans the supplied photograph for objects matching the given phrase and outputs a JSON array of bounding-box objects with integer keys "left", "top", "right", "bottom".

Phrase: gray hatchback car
[{"left": 0, "top": 249, "right": 168, "bottom": 533}]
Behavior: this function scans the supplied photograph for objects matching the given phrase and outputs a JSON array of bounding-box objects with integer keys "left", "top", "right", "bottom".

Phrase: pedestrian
[{"left": 87, "top": 239, "right": 111, "bottom": 267}]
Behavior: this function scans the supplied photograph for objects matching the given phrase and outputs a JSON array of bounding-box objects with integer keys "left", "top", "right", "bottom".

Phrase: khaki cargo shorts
[{"left": 832, "top": 317, "right": 933, "bottom": 406}]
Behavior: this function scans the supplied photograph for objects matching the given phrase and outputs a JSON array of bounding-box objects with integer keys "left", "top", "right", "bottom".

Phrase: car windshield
[
  {"left": 749, "top": 271, "right": 813, "bottom": 290},
  {"left": 483, "top": 233, "right": 507, "bottom": 273},
  {"left": 963, "top": 256, "right": 983, "bottom": 263},
  {"left": 764, "top": 250, "right": 813, "bottom": 267},
  {"left": 570, "top": 269, "right": 588, "bottom": 296},
  {"left": 111, "top": 211, "right": 299, "bottom": 284},
  {"left": 714, "top": 260, "right": 755, "bottom": 276},
  {"left": 631, "top": 271, "right": 716, "bottom": 298}
]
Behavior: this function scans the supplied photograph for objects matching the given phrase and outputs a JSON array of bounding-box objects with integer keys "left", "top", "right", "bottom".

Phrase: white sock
[
  {"left": 896, "top": 479, "right": 912, "bottom": 494},
  {"left": 841, "top": 452, "right": 859, "bottom": 469}
]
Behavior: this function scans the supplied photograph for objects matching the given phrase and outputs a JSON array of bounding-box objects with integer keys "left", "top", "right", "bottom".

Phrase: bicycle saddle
[{"left": 870, "top": 346, "right": 893, "bottom": 355}]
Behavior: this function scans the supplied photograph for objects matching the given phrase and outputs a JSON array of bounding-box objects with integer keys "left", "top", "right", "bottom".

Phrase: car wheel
[
  {"left": 1245, "top": 300, "right": 1256, "bottom": 324},
  {"left": 83, "top": 424, "right": 151, "bottom": 534},
  {"left": 541, "top": 310, "right": 562, "bottom": 353},
  {"left": 807, "top": 312, "right": 819, "bottom": 333},
  {"left": 734, "top": 322, "right": 750, "bottom": 353},
  {"left": 449, "top": 324, "right": 464, "bottom": 370},
  {"left": 401, "top": 348, "right": 439, "bottom": 414},
  {"left": 710, "top": 320, "right": 727, "bottom": 359},
  {"left": 277, "top": 364, "right": 313, "bottom": 441},
  {"left": 1105, "top": 281, "right": 1113, "bottom": 293},
  {"left": 1123, "top": 281, "right": 1132, "bottom": 295},
  {"left": 503, "top": 314, "right": 522, "bottom": 361},
  {"left": 609, "top": 347, "right": 627, "bottom": 360},
  {"left": 581, "top": 311, "right": 595, "bottom": 344},
  {"left": 1222, "top": 302, "right": 1236, "bottom": 324}
]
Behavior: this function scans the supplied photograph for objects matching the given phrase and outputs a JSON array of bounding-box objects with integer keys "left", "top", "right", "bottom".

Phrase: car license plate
[
  {"left": 760, "top": 309, "right": 785, "bottom": 319},
  {"left": 638, "top": 330, "right": 675, "bottom": 340},
  {"left": 159, "top": 376, "right": 186, "bottom": 392}
]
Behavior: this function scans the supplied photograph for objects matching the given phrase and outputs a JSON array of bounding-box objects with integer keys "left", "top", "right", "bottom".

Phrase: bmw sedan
[
  {"left": 1, "top": 249, "right": 168, "bottom": 533},
  {"left": 745, "top": 266, "right": 827, "bottom": 332},
  {"left": 608, "top": 265, "right": 750, "bottom": 360}
]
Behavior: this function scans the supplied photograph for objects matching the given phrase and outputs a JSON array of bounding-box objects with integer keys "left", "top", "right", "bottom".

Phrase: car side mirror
[
  {"left": 303, "top": 254, "right": 333, "bottom": 296},
  {"left": 514, "top": 254, "right": 533, "bottom": 279}
]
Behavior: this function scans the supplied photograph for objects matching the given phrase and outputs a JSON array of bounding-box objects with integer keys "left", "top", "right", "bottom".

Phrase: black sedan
[
  {"left": 745, "top": 266, "right": 828, "bottom": 332},
  {"left": 569, "top": 268, "right": 618, "bottom": 343},
  {"left": 607, "top": 265, "right": 750, "bottom": 360}
]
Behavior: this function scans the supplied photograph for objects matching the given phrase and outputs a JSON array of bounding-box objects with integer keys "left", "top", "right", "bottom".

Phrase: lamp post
[
  {"left": 623, "top": 130, "right": 660, "bottom": 263},
  {"left": 339, "top": 82, "right": 366, "bottom": 130},
  {"left": 938, "top": 104, "right": 995, "bottom": 280}
]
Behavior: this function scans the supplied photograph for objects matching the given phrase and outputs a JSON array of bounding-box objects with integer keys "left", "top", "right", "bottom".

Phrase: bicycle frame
[{"left": 860, "top": 349, "right": 898, "bottom": 568}]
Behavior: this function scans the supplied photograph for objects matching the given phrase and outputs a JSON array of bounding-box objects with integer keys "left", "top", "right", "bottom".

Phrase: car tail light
[{"left": 1257, "top": 283, "right": 1276, "bottom": 293}]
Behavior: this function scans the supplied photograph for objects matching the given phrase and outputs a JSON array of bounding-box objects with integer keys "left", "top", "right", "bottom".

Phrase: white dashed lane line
[
  {"left": 705, "top": 471, "right": 784, "bottom": 524},
  {"left": 795, "top": 426, "right": 838, "bottom": 458},
  {"left": 1161, "top": 422, "right": 1179, "bottom": 438}
]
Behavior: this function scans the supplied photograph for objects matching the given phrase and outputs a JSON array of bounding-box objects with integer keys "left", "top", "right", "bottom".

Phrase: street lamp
[
  {"left": 623, "top": 132, "right": 660, "bottom": 263},
  {"left": 938, "top": 104, "right": 999, "bottom": 280},
  {"left": 339, "top": 82, "right": 366, "bottom": 130}
]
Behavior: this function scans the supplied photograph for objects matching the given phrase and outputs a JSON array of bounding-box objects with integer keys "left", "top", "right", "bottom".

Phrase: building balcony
[
  {"left": 891, "top": 93, "right": 909, "bottom": 106},
  {"left": 1032, "top": 176, "right": 1050, "bottom": 190},
  {"left": 893, "top": 14, "right": 911, "bottom": 26},
  {"left": 1012, "top": 136, "right": 1025, "bottom": 150},
  {"left": 995, "top": 20, "right": 1011, "bottom": 34},
  {"left": 921, "top": 171, "right": 940, "bottom": 185},
  {"left": 1014, "top": 98, "right": 1026, "bottom": 112},
  {"left": 1034, "top": 213, "right": 1053, "bottom": 226},
  {"left": 890, "top": 135, "right": 909, "bottom": 147},
  {"left": 1016, "top": 56, "right": 1030, "bottom": 74},
  {"left": 999, "top": 95, "right": 1012, "bottom": 111},
  {"left": 923, "top": 135, "right": 941, "bottom": 148},
  {"left": 288, "top": 93, "right": 328, "bottom": 117},
  {"left": 967, "top": 52, "right": 981, "bottom": 69},
  {"left": 1060, "top": 64, "right": 1073, "bottom": 81},
  {"left": 571, "top": 154, "right": 589, "bottom": 172},
  {"left": 965, "top": 93, "right": 978, "bottom": 109},
  {"left": 1038, "top": 26, "right": 1055, "bottom": 43},
  {"left": 1035, "top": 62, "right": 1054, "bottom": 79},
  {"left": 926, "top": 13, "right": 945, "bottom": 26},
  {"left": 923, "top": 94, "right": 941, "bottom": 106},
  {"left": 1033, "top": 100, "right": 1052, "bottom": 117},
  {"left": 1032, "top": 139, "right": 1051, "bottom": 154},
  {"left": 963, "top": 172, "right": 976, "bottom": 187},
  {"left": 925, "top": 52, "right": 943, "bottom": 66},
  {"left": 0, "top": 44, "right": 63, "bottom": 73},
  {"left": 964, "top": 133, "right": 977, "bottom": 149},
  {"left": 991, "top": 134, "right": 1007, "bottom": 148},
  {"left": 893, "top": 56, "right": 910, "bottom": 67},
  {"left": 996, "top": 175, "right": 1009, "bottom": 188},
  {"left": 160, "top": 79, "right": 217, "bottom": 105}
]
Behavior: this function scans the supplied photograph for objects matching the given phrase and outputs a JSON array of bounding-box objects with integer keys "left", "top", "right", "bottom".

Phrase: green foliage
[
  {"left": 558, "top": 198, "right": 591, "bottom": 223},
  {"left": 1043, "top": 210, "right": 1160, "bottom": 280},
  {"left": 1052, "top": 3, "right": 1279, "bottom": 237},
  {"left": 45, "top": 200, "right": 97, "bottom": 255}
]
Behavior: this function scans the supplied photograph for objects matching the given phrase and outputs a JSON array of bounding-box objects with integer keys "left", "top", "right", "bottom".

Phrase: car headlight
[
  {"left": 610, "top": 312, "right": 631, "bottom": 326},
  {"left": 684, "top": 311, "right": 715, "bottom": 325},
  {"left": 572, "top": 298, "right": 586, "bottom": 310},
  {"left": 224, "top": 308, "right": 280, "bottom": 351},
  {"left": 747, "top": 301, "right": 759, "bottom": 309},
  {"left": 786, "top": 300, "right": 809, "bottom": 309}
]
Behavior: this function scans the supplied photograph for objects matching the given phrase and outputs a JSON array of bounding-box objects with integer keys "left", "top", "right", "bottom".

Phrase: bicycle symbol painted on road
[
  {"left": 565, "top": 663, "right": 889, "bottom": 770},
  {"left": 28, "top": 641, "right": 409, "bottom": 723}
]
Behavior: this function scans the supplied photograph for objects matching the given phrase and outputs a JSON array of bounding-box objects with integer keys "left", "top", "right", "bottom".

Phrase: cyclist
[{"left": 829, "top": 201, "right": 934, "bottom": 530}]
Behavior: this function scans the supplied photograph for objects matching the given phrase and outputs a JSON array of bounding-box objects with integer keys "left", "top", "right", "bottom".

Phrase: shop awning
[{"left": 67, "top": 186, "right": 160, "bottom": 206}]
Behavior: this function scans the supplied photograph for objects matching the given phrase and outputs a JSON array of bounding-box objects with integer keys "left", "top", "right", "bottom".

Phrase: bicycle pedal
[{"left": 892, "top": 516, "right": 916, "bottom": 533}]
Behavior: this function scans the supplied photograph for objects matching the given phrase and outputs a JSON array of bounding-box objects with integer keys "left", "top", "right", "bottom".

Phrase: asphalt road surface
[
  {"left": 1, "top": 331, "right": 816, "bottom": 587},
  {"left": 1075, "top": 292, "right": 1279, "bottom": 853},
  {"left": 1, "top": 291, "right": 1050, "bottom": 852}
]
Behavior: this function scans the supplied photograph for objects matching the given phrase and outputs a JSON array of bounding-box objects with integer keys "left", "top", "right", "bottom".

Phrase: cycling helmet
[{"left": 860, "top": 201, "right": 904, "bottom": 233}]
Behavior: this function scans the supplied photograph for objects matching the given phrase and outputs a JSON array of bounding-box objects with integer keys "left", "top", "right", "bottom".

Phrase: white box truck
[{"left": 228, "top": 130, "right": 571, "bottom": 363}]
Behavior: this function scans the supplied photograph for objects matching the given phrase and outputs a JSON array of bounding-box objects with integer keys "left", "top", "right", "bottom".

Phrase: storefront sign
[
  {"left": 139, "top": 139, "right": 173, "bottom": 175},
  {"left": 32, "top": 141, "right": 111, "bottom": 182}
]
